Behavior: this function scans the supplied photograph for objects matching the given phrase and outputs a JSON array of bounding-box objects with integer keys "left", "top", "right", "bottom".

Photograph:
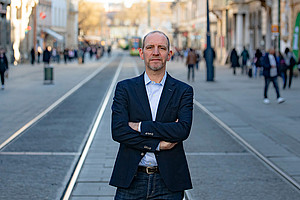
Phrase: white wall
[{"left": 51, "top": 0, "right": 67, "bottom": 28}]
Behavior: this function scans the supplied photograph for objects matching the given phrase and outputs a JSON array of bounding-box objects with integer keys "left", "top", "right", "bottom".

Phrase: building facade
[
  {"left": 10, "top": 0, "right": 38, "bottom": 64},
  {"left": 0, "top": 0, "right": 11, "bottom": 61},
  {"left": 171, "top": 0, "right": 218, "bottom": 54},
  {"left": 171, "top": 0, "right": 298, "bottom": 63}
]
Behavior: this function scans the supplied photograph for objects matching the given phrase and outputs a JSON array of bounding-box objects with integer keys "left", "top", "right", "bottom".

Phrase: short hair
[{"left": 142, "top": 31, "right": 170, "bottom": 50}]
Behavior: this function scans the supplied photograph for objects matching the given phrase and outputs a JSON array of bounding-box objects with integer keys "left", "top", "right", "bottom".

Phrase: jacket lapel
[
  {"left": 156, "top": 74, "right": 176, "bottom": 121},
  {"left": 134, "top": 73, "right": 152, "bottom": 120}
]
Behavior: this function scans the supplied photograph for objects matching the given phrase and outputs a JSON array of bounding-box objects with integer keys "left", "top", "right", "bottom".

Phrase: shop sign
[
  {"left": 271, "top": 25, "right": 279, "bottom": 33},
  {"left": 292, "top": 12, "right": 300, "bottom": 62}
]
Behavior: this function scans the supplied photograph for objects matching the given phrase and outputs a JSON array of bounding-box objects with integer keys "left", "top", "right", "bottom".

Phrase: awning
[{"left": 43, "top": 28, "right": 64, "bottom": 42}]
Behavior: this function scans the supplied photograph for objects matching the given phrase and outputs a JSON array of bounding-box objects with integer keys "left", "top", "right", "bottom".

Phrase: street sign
[{"left": 271, "top": 25, "right": 279, "bottom": 33}]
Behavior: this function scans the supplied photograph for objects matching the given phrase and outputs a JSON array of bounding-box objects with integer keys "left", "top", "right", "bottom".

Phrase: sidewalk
[
  {"left": 176, "top": 61, "right": 300, "bottom": 192},
  {"left": 0, "top": 55, "right": 110, "bottom": 145}
]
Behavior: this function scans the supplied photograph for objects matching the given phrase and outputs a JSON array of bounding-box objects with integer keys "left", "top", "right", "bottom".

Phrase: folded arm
[
  {"left": 133, "top": 86, "right": 193, "bottom": 143},
  {"left": 111, "top": 82, "right": 160, "bottom": 152}
]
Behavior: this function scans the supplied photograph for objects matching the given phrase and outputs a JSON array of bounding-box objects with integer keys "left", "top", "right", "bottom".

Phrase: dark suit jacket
[{"left": 109, "top": 72, "right": 193, "bottom": 192}]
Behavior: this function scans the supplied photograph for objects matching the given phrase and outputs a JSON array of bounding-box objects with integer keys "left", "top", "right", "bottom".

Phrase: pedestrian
[
  {"left": 0, "top": 47, "right": 9, "bottom": 90},
  {"left": 110, "top": 31, "right": 193, "bottom": 199},
  {"left": 254, "top": 49, "right": 263, "bottom": 77},
  {"left": 276, "top": 52, "right": 286, "bottom": 83},
  {"left": 283, "top": 48, "right": 296, "bottom": 89},
  {"left": 37, "top": 46, "right": 42, "bottom": 64},
  {"left": 186, "top": 48, "right": 197, "bottom": 81},
  {"left": 195, "top": 50, "right": 201, "bottom": 70},
  {"left": 30, "top": 47, "right": 35, "bottom": 65},
  {"left": 230, "top": 48, "right": 239, "bottom": 75},
  {"left": 43, "top": 46, "right": 51, "bottom": 65},
  {"left": 262, "top": 48, "right": 285, "bottom": 104},
  {"left": 107, "top": 45, "right": 112, "bottom": 57},
  {"left": 241, "top": 46, "right": 249, "bottom": 74},
  {"left": 63, "top": 48, "right": 68, "bottom": 64},
  {"left": 52, "top": 48, "right": 57, "bottom": 63}
]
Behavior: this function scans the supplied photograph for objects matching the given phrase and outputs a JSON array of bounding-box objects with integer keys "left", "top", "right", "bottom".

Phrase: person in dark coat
[
  {"left": 254, "top": 49, "right": 263, "bottom": 77},
  {"left": 43, "top": 46, "right": 51, "bottom": 65},
  {"left": 283, "top": 48, "right": 295, "bottom": 89},
  {"left": 0, "top": 48, "right": 9, "bottom": 89},
  {"left": 230, "top": 48, "right": 239, "bottom": 75},
  {"left": 37, "top": 47, "right": 41, "bottom": 63},
  {"left": 110, "top": 31, "right": 193, "bottom": 199},
  {"left": 30, "top": 48, "right": 35, "bottom": 65},
  {"left": 241, "top": 47, "right": 249, "bottom": 74}
]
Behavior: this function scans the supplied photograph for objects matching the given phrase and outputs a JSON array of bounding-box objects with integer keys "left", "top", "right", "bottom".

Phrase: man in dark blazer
[{"left": 110, "top": 31, "right": 193, "bottom": 199}]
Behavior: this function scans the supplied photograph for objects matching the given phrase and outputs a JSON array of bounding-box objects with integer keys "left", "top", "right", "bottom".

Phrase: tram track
[
  {"left": 0, "top": 57, "right": 114, "bottom": 151},
  {"left": 193, "top": 99, "right": 300, "bottom": 191},
  {"left": 62, "top": 56, "right": 124, "bottom": 200},
  {"left": 1, "top": 53, "right": 299, "bottom": 199},
  {"left": 0, "top": 54, "right": 122, "bottom": 200}
]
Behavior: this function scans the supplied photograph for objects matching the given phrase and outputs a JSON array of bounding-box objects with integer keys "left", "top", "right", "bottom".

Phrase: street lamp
[
  {"left": 204, "top": 0, "right": 214, "bottom": 81},
  {"left": 147, "top": 0, "right": 151, "bottom": 28}
]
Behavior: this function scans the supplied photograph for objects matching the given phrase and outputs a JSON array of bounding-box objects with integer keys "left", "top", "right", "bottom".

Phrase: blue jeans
[
  {"left": 264, "top": 76, "right": 280, "bottom": 99},
  {"left": 187, "top": 64, "right": 194, "bottom": 81},
  {"left": 115, "top": 171, "right": 184, "bottom": 200}
]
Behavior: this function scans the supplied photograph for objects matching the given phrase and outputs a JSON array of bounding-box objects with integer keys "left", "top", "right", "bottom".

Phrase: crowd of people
[
  {"left": 28, "top": 44, "right": 111, "bottom": 66},
  {"left": 229, "top": 46, "right": 300, "bottom": 104}
]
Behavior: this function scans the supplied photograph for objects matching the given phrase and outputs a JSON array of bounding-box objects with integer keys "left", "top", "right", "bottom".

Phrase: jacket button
[{"left": 141, "top": 153, "right": 145, "bottom": 156}]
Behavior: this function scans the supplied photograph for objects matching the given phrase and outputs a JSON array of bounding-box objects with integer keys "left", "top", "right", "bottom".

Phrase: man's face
[{"left": 139, "top": 33, "right": 172, "bottom": 72}]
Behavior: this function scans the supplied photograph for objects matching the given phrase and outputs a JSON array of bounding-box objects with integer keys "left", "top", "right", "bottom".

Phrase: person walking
[
  {"left": 241, "top": 46, "right": 249, "bottom": 74},
  {"left": 110, "top": 31, "right": 193, "bottom": 199},
  {"left": 63, "top": 48, "right": 68, "bottom": 64},
  {"left": 262, "top": 48, "right": 285, "bottom": 104},
  {"left": 30, "top": 47, "right": 35, "bottom": 65},
  {"left": 230, "top": 48, "right": 239, "bottom": 75},
  {"left": 37, "top": 46, "right": 42, "bottom": 64},
  {"left": 254, "top": 49, "right": 263, "bottom": 77},
  {"left": 186, "top": 48, "right": 197, "bottom": 81},
  {"left": 43, "top": 46, "right": 51, "bottom": 65},
  {"left": 283, "top": 48, "right": 296, "bottom": 89},
  {"left": 0, "top": 48, "right": 9, "bottom": 90},
  {"left": 195, "top": 50, "right": 201, "bottom": 70}
]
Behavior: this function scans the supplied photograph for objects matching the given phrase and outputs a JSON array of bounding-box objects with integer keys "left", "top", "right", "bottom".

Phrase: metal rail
[
  {"left": 194, "top": 99, "right": 300, "bottom": 191},
  {"left": 62, "top": 57, "right": 124, "bottom": 200}
]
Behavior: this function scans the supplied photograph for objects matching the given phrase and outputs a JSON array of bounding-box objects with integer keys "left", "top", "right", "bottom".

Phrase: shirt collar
[{"left": 144, "top": 71, "right": 167, "bottom": 86}]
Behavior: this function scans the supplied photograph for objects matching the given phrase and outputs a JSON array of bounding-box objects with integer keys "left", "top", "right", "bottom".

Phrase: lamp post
[
  {"left": 278, "top": 0, "right": 280, "bottom": 52},
  {"left": 147, "top": 0, "right": 151, "bottom": 28},
  {"left": 205, "top": 0, "right": 214, "bottom": 81}
]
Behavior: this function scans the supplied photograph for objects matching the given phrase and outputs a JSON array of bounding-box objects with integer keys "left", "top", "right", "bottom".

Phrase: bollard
[{"left": 44, "top": 64, "right": 54, "bottom": 84}]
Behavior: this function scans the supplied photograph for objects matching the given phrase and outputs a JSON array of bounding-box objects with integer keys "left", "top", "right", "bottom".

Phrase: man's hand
[
  {"left": 159, "top": 141, "right": 177, "bottom": 150},
  {"left": 128, "top": 122, "right": 140, "bottom": 132}
]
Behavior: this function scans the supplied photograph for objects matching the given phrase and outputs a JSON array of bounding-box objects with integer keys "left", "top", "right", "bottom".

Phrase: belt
[{"left": 137, "top": 166, "right": 159, "bottom": 174}]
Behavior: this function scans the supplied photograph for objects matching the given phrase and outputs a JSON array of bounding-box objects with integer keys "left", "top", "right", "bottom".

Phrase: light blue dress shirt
[{"left": 138, "top": 71, "right": 167, "bottom": 167}]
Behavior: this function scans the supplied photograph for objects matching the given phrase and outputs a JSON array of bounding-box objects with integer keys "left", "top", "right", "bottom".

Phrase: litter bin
[{"left": 44, "top": 65, "right": 54, "bottom": 84}]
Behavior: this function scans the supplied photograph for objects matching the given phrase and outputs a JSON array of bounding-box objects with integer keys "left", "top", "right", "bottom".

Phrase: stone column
[
  {"left": 245, "top": 13, "right": 250, "bottom": 49},
  {"left": 236, "top": 13, "right": 243, "bottom": 53}
]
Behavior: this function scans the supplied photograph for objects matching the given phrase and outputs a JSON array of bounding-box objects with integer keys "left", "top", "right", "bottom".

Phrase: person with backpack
[
  {"left": 262, "top": 48, "right": 285, "bottom": 104},
  {"left": 241, "top": 46, "right": 250, "bottom": 75},
  {"left": 254, "top": 49, "right": 263, "bottom": 77},
  {"left": 283, "top": 48, "right": 295, "bottom": 89}
]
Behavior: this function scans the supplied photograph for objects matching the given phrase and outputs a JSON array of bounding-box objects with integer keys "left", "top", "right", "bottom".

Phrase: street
[{"left": 0, "top": 51, "right": 300, "bottom": 199}]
